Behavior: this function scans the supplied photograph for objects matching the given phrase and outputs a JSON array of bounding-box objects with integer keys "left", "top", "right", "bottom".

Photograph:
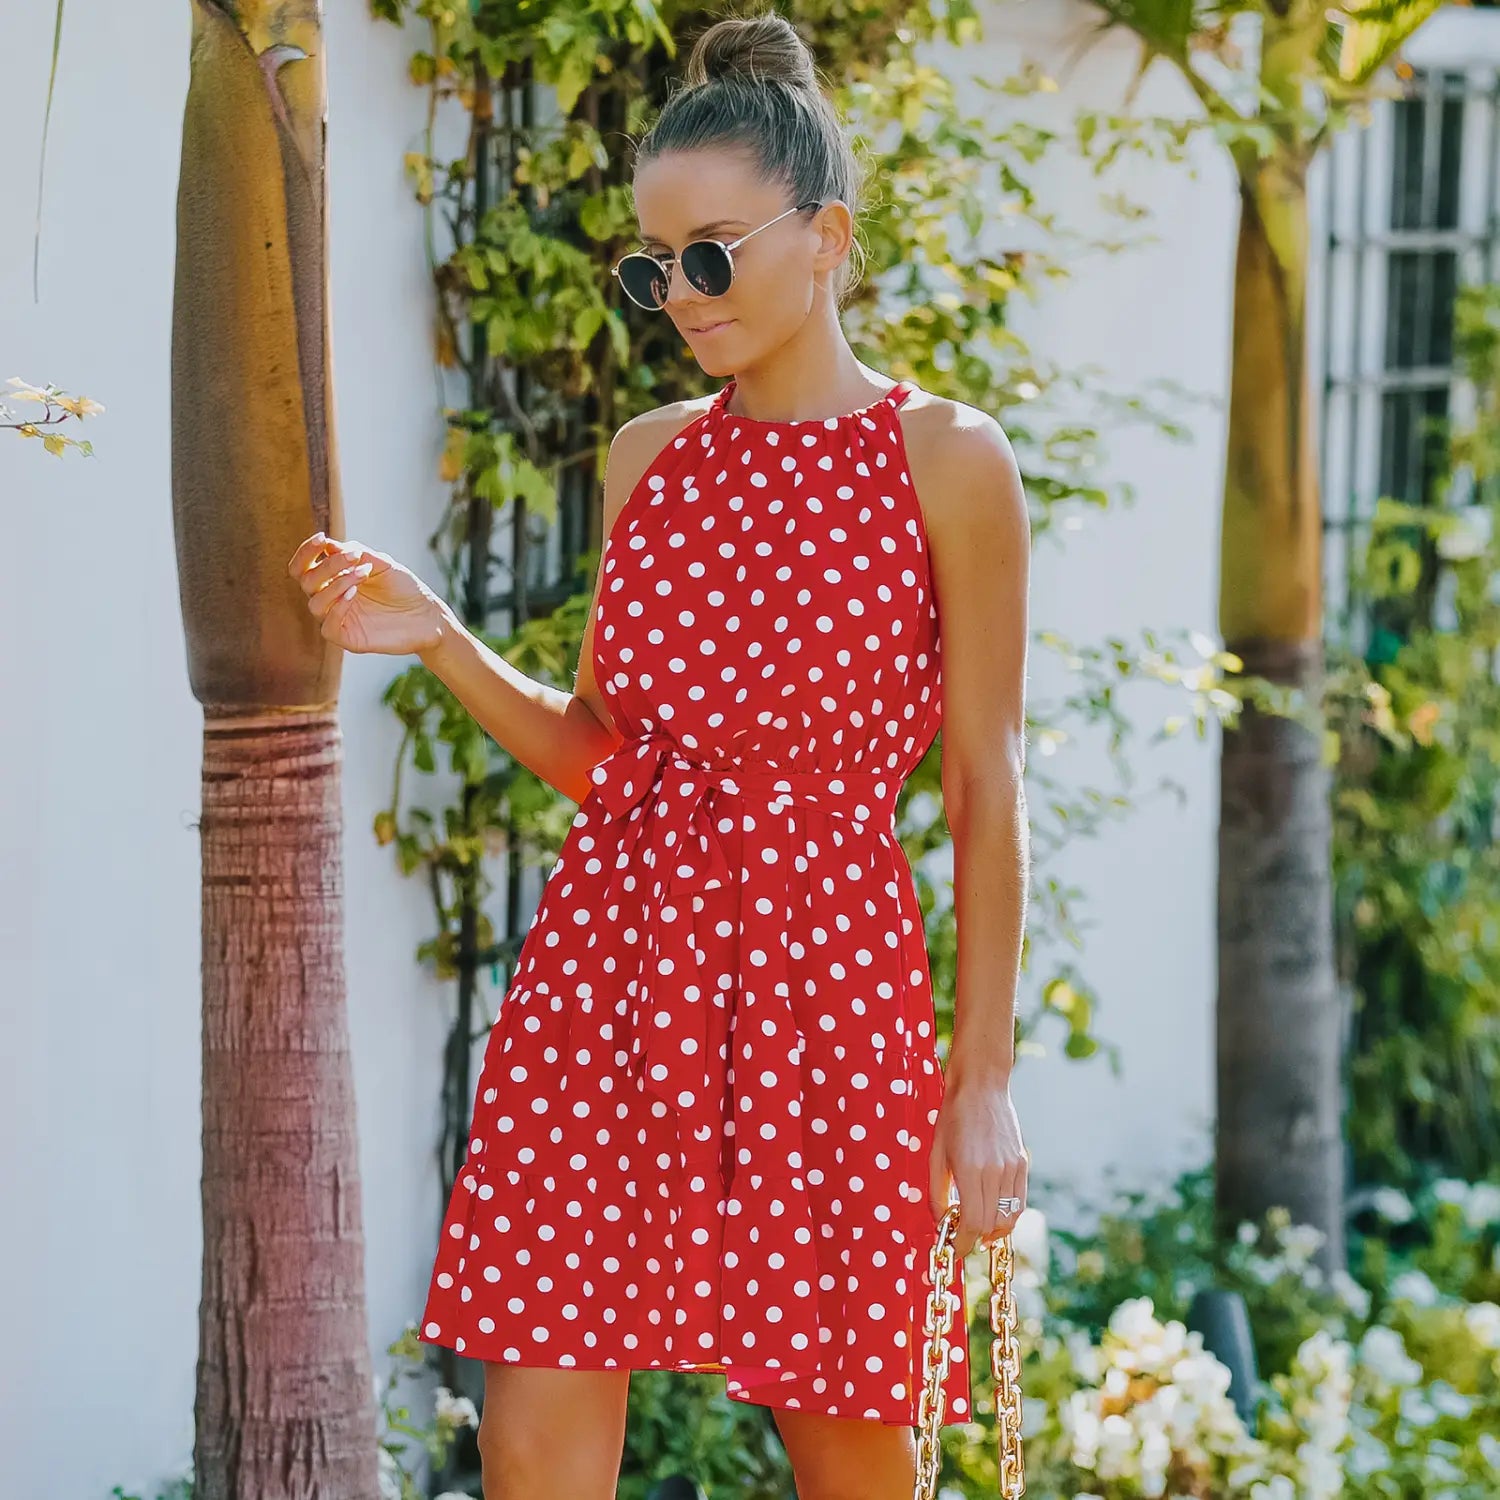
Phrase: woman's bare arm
[
  {"left": 417, "top": 403, "right": 698, "bottom": 804},
  {"left": 910, "top": 398, "right": 1032, "bottom": 1254},
  {"left": 920, "top": 409, "right": 1031, "bottom": 1088}
]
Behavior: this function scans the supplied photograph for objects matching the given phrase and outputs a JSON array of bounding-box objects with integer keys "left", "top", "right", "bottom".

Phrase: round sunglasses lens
[
  {"left": 619, "top": 255, "right": 669, "bottom": 309},
  {"left": 681, "top": 241, "right": 733, "bottom": 297}
]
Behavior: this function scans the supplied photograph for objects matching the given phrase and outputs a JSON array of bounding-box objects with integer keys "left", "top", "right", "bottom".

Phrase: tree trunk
[
  {"left": 171, "top": 4, "right": 378, "bottom": 1493},
  {"left": 196, "top": 710, "right": 377, "bottom": 1499},
  {"left": 1216, "top": 162, "right": 1346, "bottom": 1274}
]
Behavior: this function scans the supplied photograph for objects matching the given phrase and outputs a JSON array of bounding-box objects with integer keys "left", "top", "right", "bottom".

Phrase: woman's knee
[{"left": 476, "top": 1364, "right": 630, "bottom": 1498}]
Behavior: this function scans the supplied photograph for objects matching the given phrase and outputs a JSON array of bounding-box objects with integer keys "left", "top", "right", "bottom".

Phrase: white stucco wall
[
  {"left": 0, "top": 4, "right": 451, "bottom": 1494},
  {"left": 939, "top": 0, "right": 1229, "bottom": 1228},
  {"left": 1, "top": 0, "right": 1234, "bottom": 1492}
]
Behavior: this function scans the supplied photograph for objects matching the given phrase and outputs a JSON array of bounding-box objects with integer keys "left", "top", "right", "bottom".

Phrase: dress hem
[{"left": 414, "top": 1327, "right": 973, "bottom": 1429}]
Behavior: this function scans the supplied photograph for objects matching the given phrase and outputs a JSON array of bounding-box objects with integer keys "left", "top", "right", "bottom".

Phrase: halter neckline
[{"left": 713, "top": 378, "right": 913, "bottom": 427}]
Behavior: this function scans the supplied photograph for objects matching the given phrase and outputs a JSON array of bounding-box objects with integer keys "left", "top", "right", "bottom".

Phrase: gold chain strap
[{"left": 913, "top": 1202, "right": 1026, "bottom": 1500}]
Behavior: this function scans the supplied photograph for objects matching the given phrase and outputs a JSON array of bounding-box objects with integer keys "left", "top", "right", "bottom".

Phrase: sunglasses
[{"left": 610, "top": 199, "right": 825, "bottom": 311}]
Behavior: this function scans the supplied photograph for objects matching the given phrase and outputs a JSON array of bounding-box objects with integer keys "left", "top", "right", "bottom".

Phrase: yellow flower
[
  {"left": 1409, "top": 701, "right": 1441, "bottom": 746},
  {"left": 56, "top": 394, "right": 104, "bottom": 417}
]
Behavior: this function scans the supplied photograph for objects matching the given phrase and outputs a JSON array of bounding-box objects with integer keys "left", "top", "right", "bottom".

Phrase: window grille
[{"left": 1310, "top": 7, "right": 1500, "bottom": 653}]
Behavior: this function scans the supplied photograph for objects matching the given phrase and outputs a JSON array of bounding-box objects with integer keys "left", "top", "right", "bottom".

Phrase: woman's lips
[{"left": 687, "top": 318, "right": 735, "bottom": 335}]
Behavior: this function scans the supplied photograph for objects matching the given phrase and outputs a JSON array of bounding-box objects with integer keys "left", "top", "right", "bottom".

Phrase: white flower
[
  {"left": 1370, "top": 1187, "right": 1414, "bottom": 1224},
  {"left": 1463, "top": 1300, "right": 1500, "bottom": 1349},
  {"left": 377, "top": 1446, "right": 403, "bottom": 1500},
  {"left": 1346, "top": 1424, "right": 1391, "bottom": 1479},
  {"left": 1244, "top": 1254, "right": 1281, "bottom": 1286},
  {"left": 1171, "top": 1350, "right": 1233, "bottom": 1407},
  {"left": 1330, "top": 1268, "right": 1372, "bottom": 1319},
  {"left": 1055, "top": 1293, "right": 1270, "bottom": 1489},
  {"left": 1464, "top": 1181, "right": 1500, "bottom": 1229},
  {"left": 434, "top": 1385, "right": 480, "bottom": 1429},
  {"left": 1107, "top": 1296, "right": 1159, "bottom": 1343},
  {"left": 1011, "top": 1206, "right": 1048, "bottom": 1273},
  {"left": 1297, "top": 1444, "right": 1344, "bottom": 1500},
  {"left": 1064, "top": 1391, "right": 1102, "bottom": 1467},
  {"left": 1250, "top": 1478, "right": 1296, "bottom": 1500},
  {"left": 1276, "top": 1223, "right": 1325, "bottom": 1265},
  {"left": 1095, "top": 1411, "right": 1138, "bottom": 1480},
  {"left": 1420, "top": 1445, "right": 1464, "bottom": 1484},
  {"left": 1390, "top": 1268, "right": 1440, "bottom": 1307},
  {"left": 1067, "top": 1325, "right": 1104, "bottom": 1382},
  {"left": 1435, "top": 508, "right": 1492, "bottom": 560},
  {"left": 1359, "top": 1325, "right": 1423, "bottom": 1387},
  {"left": 1294, "top": 1327, "right": 1354, "bottom": 1390},
  {"left": 1427, "top": 1380, "right": 1473, "bottom": 1419},
  {"left": 1398, "top": 1387, "right": 1439, "bottom": 1427},
  {"left": 1236, "top": 1220, "right": 1260, "bottom": 1246}
]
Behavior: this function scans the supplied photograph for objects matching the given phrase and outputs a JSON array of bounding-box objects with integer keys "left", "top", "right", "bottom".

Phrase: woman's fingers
[
  {"left": 287, "top": 531, "right": 344, "bottom": 586},
  {"left": 951, "top": 1158, "right": 1030, "bottom": 1255},
  {"left": 320, "top": 571, "right": 364, "bottom": 644},
  {"left": 978, "top": 1158, "right": 1029, "bottom": 1250},
  {"left": 287, "top": 532, "right": 373, "bottom": 595},
  {"left": 956, "top": 1166, "right": 1002, "bottom": 1257},
  {"left": 929, "top": 1142, "right": 952, "bottom": 1229},
  {"left": 304, "top": 545, "right": 364, "bottom": 593},
  {"left": 307, "top": 560, "right": 374, "bottom": 620},
  {"left": 286, "top": 532, "right": 329, "bottom": 576}
]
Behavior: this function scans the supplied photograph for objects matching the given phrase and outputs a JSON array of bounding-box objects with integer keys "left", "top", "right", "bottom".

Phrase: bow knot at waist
[
  {"left": 579, "top": 732, "right": 906, "bottom": 1187},
  {"left": 587, "top": 733, "right": 900, "bottom": 856}
]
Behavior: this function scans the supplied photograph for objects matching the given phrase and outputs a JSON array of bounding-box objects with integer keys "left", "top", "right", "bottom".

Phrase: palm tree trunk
[
  {"left": 171, "top": 4, "right": 377, "bottom": 1493},
  {"left": 196, "top": 711, "right": 376, "bottom": 1496},
  {"left": 1216, "top": 161, "right": 1345, "bottom": 1273}
]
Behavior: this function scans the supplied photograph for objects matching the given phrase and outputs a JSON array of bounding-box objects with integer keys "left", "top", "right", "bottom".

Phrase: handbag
[{"left": 913, "top": 1201, "right": 1026, "bottom": 1500}]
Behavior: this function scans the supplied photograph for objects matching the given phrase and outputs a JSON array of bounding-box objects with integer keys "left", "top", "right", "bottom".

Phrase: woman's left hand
[{"left": 929, "top": 1073, "right": 1029, "bottom": 1258}]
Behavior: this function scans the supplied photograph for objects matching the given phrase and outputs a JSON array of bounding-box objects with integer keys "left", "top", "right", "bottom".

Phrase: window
[{"left": 1309, "top": 6, "right": 1500, "bottom": 653}]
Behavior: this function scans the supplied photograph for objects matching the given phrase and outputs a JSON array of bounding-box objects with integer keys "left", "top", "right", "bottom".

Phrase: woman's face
[{"left": 630, "top": 149, "right": 844, "bottom": 373}]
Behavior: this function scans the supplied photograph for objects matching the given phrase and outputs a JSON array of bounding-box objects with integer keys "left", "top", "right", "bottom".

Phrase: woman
[{"left": 288, "top": 10, "right": 1030, "bottom": 1497}]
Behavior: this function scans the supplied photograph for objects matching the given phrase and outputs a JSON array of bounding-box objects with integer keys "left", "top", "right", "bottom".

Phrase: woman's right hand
[{"left": 286, "top": 532, "right": 450, "bottom": 657}]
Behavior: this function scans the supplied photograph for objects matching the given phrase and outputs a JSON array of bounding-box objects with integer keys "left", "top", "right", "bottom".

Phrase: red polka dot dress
[{"left": 417, "top": 376, "right": 972, "bottom": 1427}]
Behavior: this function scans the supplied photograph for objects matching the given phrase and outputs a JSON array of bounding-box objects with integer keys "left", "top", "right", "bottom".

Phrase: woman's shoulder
[
  {"left": 601, "top": 393, "right": 718, "bottom": 534},
  {"left": 609, "top": 391, "right": 717, "bottom": 464},
  {"left": 898, "top": 381, "right": 999, "bottom": 436},
  {"left": 897, "top": 385, "right": 1022, "bottom": 548}
]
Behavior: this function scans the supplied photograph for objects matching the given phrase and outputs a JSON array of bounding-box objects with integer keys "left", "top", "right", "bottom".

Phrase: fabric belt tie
[
  {"left": 576, "top": 730, "right": 920, "bottom": 1381},
  {"left": 584, "top": 732, "right": 902, "bottom": 1189}
]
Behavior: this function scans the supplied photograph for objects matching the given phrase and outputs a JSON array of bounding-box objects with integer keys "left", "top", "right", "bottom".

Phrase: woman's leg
[
  {"left": 772, "top": 1406, "right": 917, "bottom": 1500},
  {"left": 476, "top": 1364, "right": 631, "bottom": 1500}
]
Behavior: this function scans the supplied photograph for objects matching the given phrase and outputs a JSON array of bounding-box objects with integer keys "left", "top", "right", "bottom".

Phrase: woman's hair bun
[{"left": 684, "top": 11, "right": 819, "bottom": 91}]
